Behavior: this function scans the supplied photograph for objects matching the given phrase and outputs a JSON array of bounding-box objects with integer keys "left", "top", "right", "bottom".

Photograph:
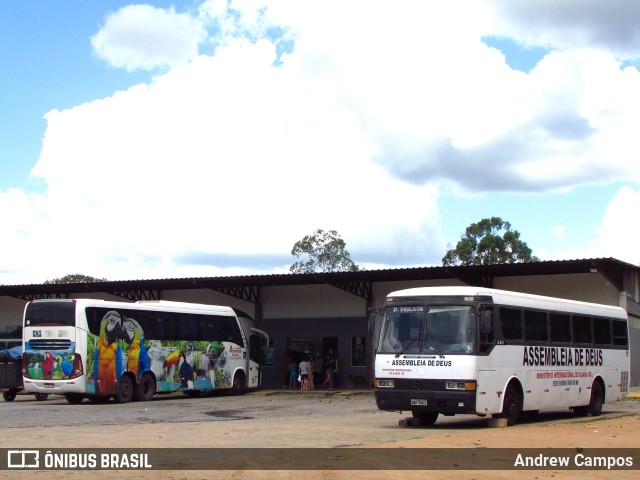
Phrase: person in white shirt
[{"left": 298, "top": 357, "right": 310, "bottom": 391}]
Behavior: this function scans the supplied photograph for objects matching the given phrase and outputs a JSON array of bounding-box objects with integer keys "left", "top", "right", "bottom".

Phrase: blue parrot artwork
[
  {"left": 56, "top": 354, "right": 73, "bottom": 378},
  {"left": 122, "top": 317, "right": 150, "bottom": 379}
]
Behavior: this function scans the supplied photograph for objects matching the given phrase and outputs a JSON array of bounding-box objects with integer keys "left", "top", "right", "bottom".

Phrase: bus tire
[
  {"left": 497, "top": 384, "right": 521, "bottom": 426},
  {"left": 585, "top": 381, "right": 604, "bottom": 417},
  {"left": 115, "top": 375, "right": 134, "bottom": 404},
  {"left": 230, "top": 372, "right": 246, "bottom": 396},
  {"left": 65, "top": 393, "right": 84, "bottom": 404},
  {"left": 3, "top": 390, "right": 17, "bottom": 401},
  {"left": 134, "top": 373, "right": 156, "bottom": 402},
  {"left": 412, "top": 411, "right": 439, "bottom": 426},
  {"left": 34, "top": 393, "right": 48, "bottom": 401}
]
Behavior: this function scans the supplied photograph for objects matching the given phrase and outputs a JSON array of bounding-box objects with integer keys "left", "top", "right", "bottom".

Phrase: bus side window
[
  {"left": 572, "top": 315, "right": 592, "bottom": 345},
  {"left": 612, "top": 320, "right": 629, "bottom": 347},
  {"left": 593, "top": 317, "right": 612, "bottom": 346},
  {"left": 524, "top": 310, "right": 548, "bottom": 343},
  {"left": 549, "top": 312, "right": 571, "bottom": 343},
  {"left": 221, "top": 317, "right": 244, "bottom": 346},
  {"left": 499, "top": 307, "right": 523, "bottom": 343}
]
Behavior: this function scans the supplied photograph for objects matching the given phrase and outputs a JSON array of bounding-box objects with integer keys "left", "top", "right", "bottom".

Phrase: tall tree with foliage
[
  {"left": 44, "top": 274, "right": 108, "bottom": 284},
  {"left": 442, "top": 217, "right": 539, "bottom": 266},
  {"left": 290, "top": 229, "right": 360, "bottom": 273}
]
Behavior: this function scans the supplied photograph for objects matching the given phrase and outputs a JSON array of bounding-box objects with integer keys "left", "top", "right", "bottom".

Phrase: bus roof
[
  {"left": 27, "top": 298, "right": 238, "bottom": 316},
  {"left": 386, "top": 286, "right": 627, "bottom": 319}
]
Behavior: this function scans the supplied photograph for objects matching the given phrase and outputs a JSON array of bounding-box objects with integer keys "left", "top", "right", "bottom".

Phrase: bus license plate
[
  {"left": 44, "top": 383, "right": 54, "bottom": 388},
  {"left": 411, "top": 399, "right": 428, "bottom": 406}
]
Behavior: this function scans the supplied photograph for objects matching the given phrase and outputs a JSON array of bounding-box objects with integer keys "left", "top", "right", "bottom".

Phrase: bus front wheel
[
  {"left": 412, "top": 411, "right": 439, "bottom": 426},
  {"left": 115, "top": 376, "right": 134, "bottom": 404},
  {"left": 496, "top": 384, "right": 521, "bottom": 426},
  {"left": 230, "top": 373, "right": 246, "bottom": 396}
]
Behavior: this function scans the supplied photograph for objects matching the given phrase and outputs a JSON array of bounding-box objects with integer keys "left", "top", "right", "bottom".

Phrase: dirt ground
[{"left": 1, "top": 392, "right": 639, "bottom": 480}]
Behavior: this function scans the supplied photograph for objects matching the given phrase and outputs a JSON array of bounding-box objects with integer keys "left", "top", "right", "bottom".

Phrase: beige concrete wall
[{"left": 493, "top": 273, "right": 621, "bottom": 306}]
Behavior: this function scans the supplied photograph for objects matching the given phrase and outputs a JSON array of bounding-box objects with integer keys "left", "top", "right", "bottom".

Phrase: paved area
[{"left": 1, "top": 389, "right": 639, "bottom": 480}]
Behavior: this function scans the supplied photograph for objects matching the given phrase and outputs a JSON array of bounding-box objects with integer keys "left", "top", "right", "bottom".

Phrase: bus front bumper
[{"left": 375, "top": 388, "right": 477, "bottom": 414}]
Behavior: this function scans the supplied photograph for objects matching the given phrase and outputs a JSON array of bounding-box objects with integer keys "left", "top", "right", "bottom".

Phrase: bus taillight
[
  {"left": 22, "top": 352, "right": 31, "bottom": 378},
  {"left": 70, "top": 353, "right": 84, "bottom": 379}
]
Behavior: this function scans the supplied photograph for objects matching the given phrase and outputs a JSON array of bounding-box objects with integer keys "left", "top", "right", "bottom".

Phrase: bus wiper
[
  {"left": 395, "top": 336, "right": 420, "bottom": 358},
  {"left": 424, "top": 329, "right": 445, "bottom": 359}
]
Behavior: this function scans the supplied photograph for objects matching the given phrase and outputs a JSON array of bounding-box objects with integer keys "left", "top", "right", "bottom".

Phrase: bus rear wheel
[
  {"left": 34, "top": 393, "right": 48, "bottom": 401},
  {"left": 134, "top": 374, "right": 156, "bottom": 402},
  {"left": 585, "top": 381, "right": 604, "bottom": 417},
  {"left": 115, "top": 375, "right": 134, "bottom": 404},
  {"left": 412, "top": 411, "right": 439, "bottom": 426}
]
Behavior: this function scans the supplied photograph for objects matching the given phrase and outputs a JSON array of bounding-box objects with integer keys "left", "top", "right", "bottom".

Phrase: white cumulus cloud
[
  {"left": 3, "top": 0, "right": 640, "bottom": 284},
  {"left": 91, "top": 4, "right": 207, "bottom": 71}
]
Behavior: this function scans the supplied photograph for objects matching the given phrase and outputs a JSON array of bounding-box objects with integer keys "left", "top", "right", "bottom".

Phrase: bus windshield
[{"left": 377, "top": 305, "right": 476, "bottom": 355}]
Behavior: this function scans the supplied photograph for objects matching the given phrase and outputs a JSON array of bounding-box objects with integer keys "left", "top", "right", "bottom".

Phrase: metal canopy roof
[{"left": 0, "top": 257, "right": 636, "bottom": 303}]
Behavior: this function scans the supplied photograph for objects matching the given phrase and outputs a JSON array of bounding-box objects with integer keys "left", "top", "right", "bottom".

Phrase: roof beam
[
  {"left": 107, "top": 289, "right": 161, "bottom": 302},
  {"left": 211, "top": 285, "right": 260, "bottom": 304},
  {"left": 325, "top": 279, "right": 372, "bottom": 300},
  {"left": 14, "top": 292, "right": 69, "bottom": 301}
]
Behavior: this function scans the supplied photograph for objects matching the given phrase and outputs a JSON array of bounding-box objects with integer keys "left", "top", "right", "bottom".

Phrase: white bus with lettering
[{"left": 374, "top": 286, "right": 630, "bottom": 426}]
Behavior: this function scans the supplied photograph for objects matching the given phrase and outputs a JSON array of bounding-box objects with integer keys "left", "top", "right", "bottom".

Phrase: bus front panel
[{"left": 374, "top": 354, "right": 479, "bottom": 414}]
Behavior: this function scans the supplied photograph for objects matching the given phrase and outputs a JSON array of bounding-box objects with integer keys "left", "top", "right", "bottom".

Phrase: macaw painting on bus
[
  {"left": 92, "top": 310, "right": 123, "bottom": 395},
  {"left": 24, "top": 346, "right": 76, "bottom": 381},
  {"left": 86, "top": 309, "right": 234, "bottom": 396}
]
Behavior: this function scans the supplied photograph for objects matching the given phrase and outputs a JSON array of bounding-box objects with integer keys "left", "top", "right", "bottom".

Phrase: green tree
[
  {"left": 44, "top": 273, "right": 108, "bottom": 284},
  {"left": 442, "top": 217, "right": 539, "bottom": 266},
  {"left": 290, "top": 229, "right": 360, "bottom": 273}
]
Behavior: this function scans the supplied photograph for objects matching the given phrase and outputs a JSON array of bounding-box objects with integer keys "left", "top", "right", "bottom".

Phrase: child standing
[{"left": 288, "top": 361, "right": 298, "bottom": 390}]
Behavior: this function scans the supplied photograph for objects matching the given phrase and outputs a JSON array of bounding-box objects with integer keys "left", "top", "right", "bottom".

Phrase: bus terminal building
[{"left": 1, "top": 257, "right": 639, "bottom": 388}]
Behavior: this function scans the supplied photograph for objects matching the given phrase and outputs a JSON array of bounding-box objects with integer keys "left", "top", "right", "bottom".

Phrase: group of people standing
[{"left": 287, "top": 349, "right": 337, "bottom": 391}]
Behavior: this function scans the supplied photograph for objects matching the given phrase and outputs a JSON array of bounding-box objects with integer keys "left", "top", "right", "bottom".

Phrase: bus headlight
[
  {"left": 445, "top": 381, "right": 476, "bottom": 391},
  {"left": 375, "top": 379, "right": 395, "bottom": 388}
]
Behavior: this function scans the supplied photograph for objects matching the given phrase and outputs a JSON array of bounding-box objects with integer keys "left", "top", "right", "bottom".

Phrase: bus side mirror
[{"left": 480, "top": 310, "right": 493, "bottom": 335}]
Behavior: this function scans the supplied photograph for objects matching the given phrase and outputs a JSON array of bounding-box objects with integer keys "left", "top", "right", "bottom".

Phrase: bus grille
[
  {"left": 393, "top": 378, "right": 444, "bottom": 391},
  {"left": 27, "top": 339, "right": 72, "bottom": 351}
]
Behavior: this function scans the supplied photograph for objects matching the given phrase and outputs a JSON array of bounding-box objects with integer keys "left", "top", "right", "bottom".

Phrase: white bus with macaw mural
[
  {"left": 374, "top": 287, "right": 630, "bottom": 426},
  {"left": 22, "top": 299, "right": 269, "bottom": 404}
]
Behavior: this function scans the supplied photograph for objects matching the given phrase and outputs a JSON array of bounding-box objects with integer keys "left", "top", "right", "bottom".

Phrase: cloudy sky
[{"left": 1, "top": 0, "right": 640, "bottom": 285}]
